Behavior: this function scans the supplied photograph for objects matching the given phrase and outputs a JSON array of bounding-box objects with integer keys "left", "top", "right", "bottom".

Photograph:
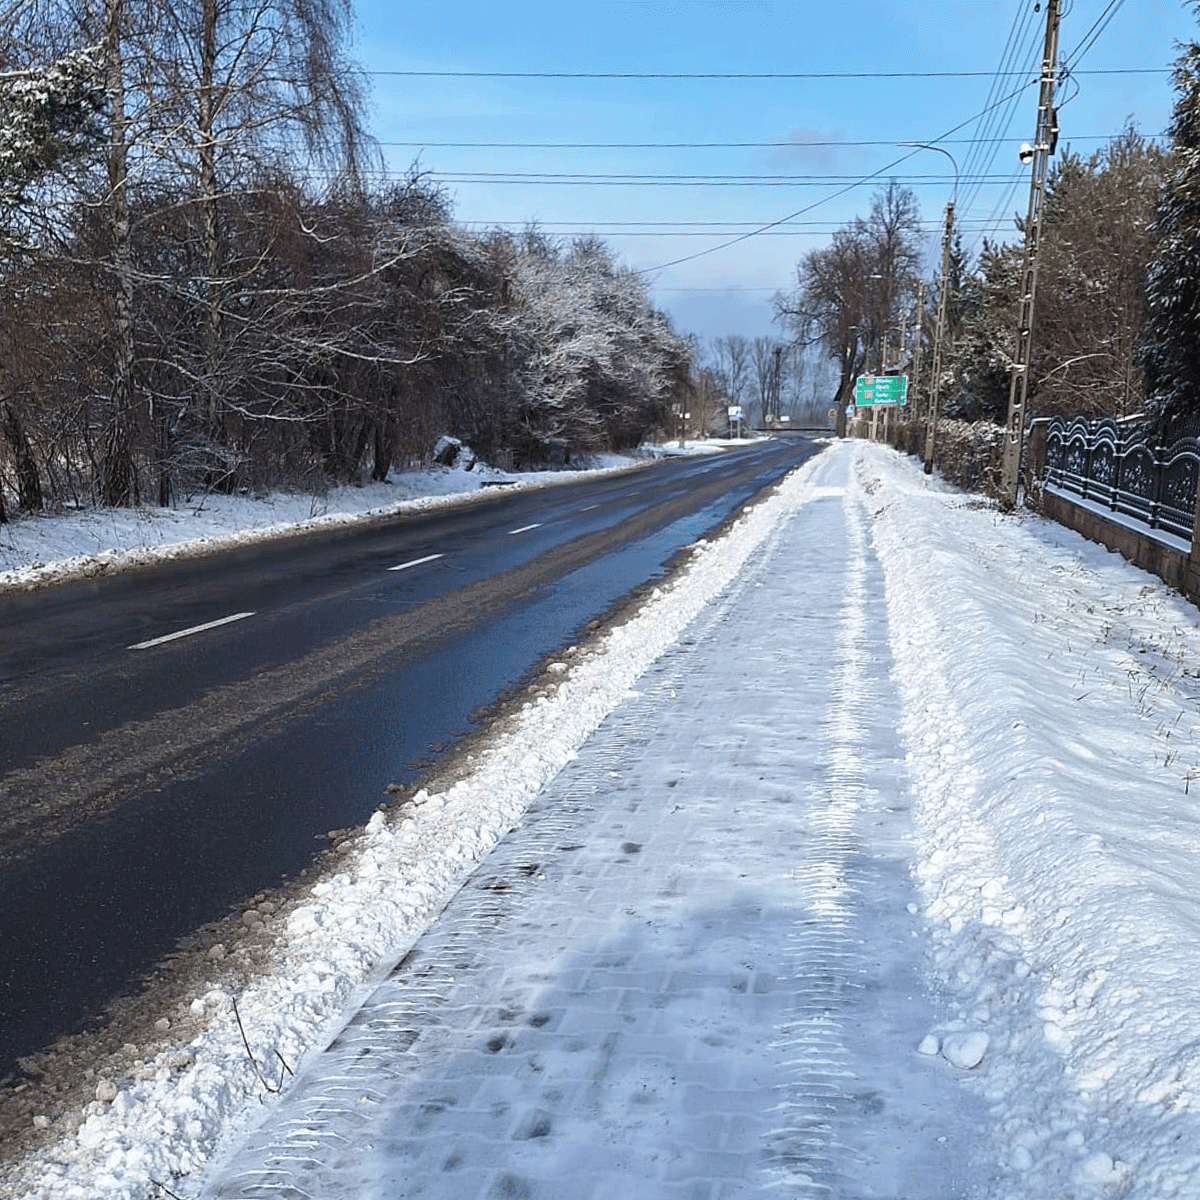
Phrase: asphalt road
[{"left": 0, "top": 437, "right": 821, "bottom": 1078}]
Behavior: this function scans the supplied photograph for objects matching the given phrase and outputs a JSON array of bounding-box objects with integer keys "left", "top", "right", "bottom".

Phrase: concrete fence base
[{"left": 1025, "top": 419, "right": 1200, "bottom": 607}]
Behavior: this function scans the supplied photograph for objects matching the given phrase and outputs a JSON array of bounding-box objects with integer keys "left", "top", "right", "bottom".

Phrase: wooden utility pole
[
  {"left": 998, "top": 0, "right": 1061, "bottom": 508},
  {"left": 911, "top": 280, "right": 925, "bottom": 420}
]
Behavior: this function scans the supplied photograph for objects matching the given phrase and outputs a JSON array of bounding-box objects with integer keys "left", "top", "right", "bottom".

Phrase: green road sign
[{"left": 855, "top": 374, "right": 908, "bottom": 407}]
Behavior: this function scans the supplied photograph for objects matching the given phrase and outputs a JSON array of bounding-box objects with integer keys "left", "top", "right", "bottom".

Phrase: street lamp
[{"left": 900, "top": 142, "right": 959, "bottom": 476}]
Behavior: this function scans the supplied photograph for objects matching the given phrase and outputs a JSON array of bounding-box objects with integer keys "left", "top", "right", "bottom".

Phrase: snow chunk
[
  {"left": 941, "top": 1031, "right": 989, "bottom": 1070},
  {"left": 1075, "top": 1151, "right": 1127, "bottom": 1186}
]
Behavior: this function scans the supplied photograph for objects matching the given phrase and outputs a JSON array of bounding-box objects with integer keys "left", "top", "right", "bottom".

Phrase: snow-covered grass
[
  {"left": 862, "top": 442, "right": 1200, "bottom": 1197},
  {"left": 0, "top": 440, "right": 735, "bottom": 593}
]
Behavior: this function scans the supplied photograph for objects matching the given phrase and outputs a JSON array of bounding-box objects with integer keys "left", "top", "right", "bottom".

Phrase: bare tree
[
  {"left": 777, "top": 228, "right": 871, "bottom": 437},
  {"left": 148, "top": 0, "right": 374, "bottom": 445},
  {"left": 857, "top": 180, "right": 923, "bottom": 373},
  {"left": 751, "top": 336, "right": 786, "bottom": 428},
  {"left": 777, "top": 182, "right": 923, "bottom": 436},
  {"left": 710, "top": 334, "right": 749, "bottom": 429}
]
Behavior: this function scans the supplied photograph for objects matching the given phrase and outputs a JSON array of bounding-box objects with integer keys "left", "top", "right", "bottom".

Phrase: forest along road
[{"left": 0, "top": 435, "right": 822, "bottom": 1082}]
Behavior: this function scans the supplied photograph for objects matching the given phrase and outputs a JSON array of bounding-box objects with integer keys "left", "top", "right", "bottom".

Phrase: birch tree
[{"left": 147, "top": 0, "right": 372, "bottom": 442}]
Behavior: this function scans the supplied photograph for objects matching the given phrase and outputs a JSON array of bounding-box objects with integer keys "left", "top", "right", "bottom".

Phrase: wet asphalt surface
[{"left": 0, "top": 438, "right": 821, "bottom": 1080}]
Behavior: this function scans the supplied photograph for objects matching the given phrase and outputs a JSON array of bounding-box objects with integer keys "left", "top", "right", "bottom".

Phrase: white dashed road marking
[
  {"left": 507, "top": 523, "right": 542, "bottom": 535},
  {"left": 386, "top": 553, "right": 444, "bottom": 572},
  {"left": 129, "top": 612, "right": 255, "bottom": 651}
]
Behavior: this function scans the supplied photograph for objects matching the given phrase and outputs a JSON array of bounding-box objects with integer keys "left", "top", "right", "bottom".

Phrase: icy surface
[{"left": 7, "top": 438, "right": 1200, "bottom": 1198}]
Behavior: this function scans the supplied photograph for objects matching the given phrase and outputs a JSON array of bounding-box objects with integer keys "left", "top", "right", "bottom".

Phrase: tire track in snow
[{"left": 765, "top": 481, "right": 869, "bottom": 1195}]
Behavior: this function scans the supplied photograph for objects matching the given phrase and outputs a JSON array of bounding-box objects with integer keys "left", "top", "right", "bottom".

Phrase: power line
[
  {"left": 634, "top": 72, "right": 1045, "bottom": 275},
  {"left": 431, "top": 172, "right": 1016, "bottom": 183},
  {"left": 379, "top": 134, "right": 1118, "bottom": 150},
  {"left": 955, "top": 0, "right": 1141, "bottom": 254},
  {"left": 457, "top": 228, "right": 1007, "bottom": 238},
  {"left": 459, "top": 220, "right": 1009, "bottom": 229},
  {"left": 367, "top": 5, "right": 1159, "bottom": 278},
  {"left": 1064, "top": 0, "right": 1129, "bottom": 71},
  {"left": 957, "top": 0, "right": 1043, "bottom": 220},
  {"left": 367, "top": 67, "right": 1165, "bottom": 79},
  {"left": 658, "top": 286, "right": 783, "bottom": 292},
  {"left": 437, "top": 180, "right": 1014, "bottom": 188}
]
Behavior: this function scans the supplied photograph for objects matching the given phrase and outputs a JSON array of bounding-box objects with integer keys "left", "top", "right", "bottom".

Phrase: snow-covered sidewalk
[
  {"left": 10, "top": 438, "right": 1200, "bottom": 1199},
  {"left": 195, "top": 438, "right": 989, "bottom": 1199}
]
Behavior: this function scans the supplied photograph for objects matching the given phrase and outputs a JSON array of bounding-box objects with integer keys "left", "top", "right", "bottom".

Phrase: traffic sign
[{"left": 855, "top": 374, "right": 908, "bottom": 407}]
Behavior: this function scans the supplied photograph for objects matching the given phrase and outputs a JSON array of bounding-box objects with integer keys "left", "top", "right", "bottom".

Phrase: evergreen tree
[
  {"left": 943, "top": 239, "right": 1021, "bottom": 423},
  {"left": 1035, "top": 128, "right": 1164, "bottom": 419},
  {"left": 1141, "top": 28, "right": 1200, "bottom": 429}
]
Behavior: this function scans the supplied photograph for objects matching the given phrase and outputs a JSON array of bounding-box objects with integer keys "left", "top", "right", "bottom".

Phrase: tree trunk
[
  {"left": 198, "top": 0, "right": 224, "bottom": 442},
  {"left": 2, "top": 401, "right": 44, "bottom": 512},
  {"left": 372, "top": 406, "right": 396, "bottom": 481},
  {"left": 102, "top": 0, "right": 137, "bottom": 507}
]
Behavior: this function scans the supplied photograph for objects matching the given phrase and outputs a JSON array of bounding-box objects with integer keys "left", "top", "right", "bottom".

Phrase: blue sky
[{"left": 350, "top": 0, "right": 1198, "bottom": 343}]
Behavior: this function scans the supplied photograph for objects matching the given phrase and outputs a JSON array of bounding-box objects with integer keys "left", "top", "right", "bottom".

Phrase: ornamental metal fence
[{"left": 1042, "top": 416, "right": 1200, "bottom": 543}]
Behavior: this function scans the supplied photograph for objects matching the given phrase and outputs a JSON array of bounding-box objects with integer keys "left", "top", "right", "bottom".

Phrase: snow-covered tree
[
  {"left": 0, "top": 13, "right": 104, "bottom": 522},
  {"left": 942, "top": 239, "right": 1021, "bottom": 423},
  {"left": 1034, "top": 128, "right": 1165, "bottom": 419},
  {"left": 509, "top": 235, "right": 688, "bottom": 462},
  {"left": 0, "top": 43, "right": 103, "bottom": 236},
  {"left": 1141, "top": 29, "right": 1200, "bottom": 429}
]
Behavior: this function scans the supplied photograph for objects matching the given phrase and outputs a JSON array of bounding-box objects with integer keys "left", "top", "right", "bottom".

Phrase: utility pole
[
  {"left": 772, "top": 343, "right": 783, "bottom": 423},
  {"left": 911, "top": 280, "right": 925, "bottom": 422},
  {"left": 923, "top": 201, "right": 955, "bottom": 475},
  {"left": 998, "top": 0, "right": 1061, "bottom": 509}
]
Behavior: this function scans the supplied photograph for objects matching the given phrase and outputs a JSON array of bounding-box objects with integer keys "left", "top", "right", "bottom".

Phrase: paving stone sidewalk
[{"left": 201, "top": 450, "right": 990, "bottom": 1200}]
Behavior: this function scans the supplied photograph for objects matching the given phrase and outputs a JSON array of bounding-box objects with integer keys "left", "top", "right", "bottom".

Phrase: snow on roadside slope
[
  {"left": 3, "top": 445, "right": 825, "bottom": 1200},
  {"left": 0, "top": 463, "right": 514, "bottom": 591},
  {"left": 860, "top": 440, "right": 1200, "bottom": 1199},
  {"left": 0, "top": 444, "right": 726, "bottom": 593}
]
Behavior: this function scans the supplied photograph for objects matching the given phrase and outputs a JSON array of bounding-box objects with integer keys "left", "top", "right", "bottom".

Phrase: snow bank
[
  {"left": 861, "top": 441, "right": 1200, "bottom": 1199},
  {"left": 0, "top": 455, "right": 654, "bottom": 593}
]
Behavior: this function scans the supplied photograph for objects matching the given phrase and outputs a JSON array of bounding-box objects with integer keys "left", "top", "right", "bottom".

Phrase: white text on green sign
[{"left": 855, "top": 375, "right": 908, "bottom": 407}]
